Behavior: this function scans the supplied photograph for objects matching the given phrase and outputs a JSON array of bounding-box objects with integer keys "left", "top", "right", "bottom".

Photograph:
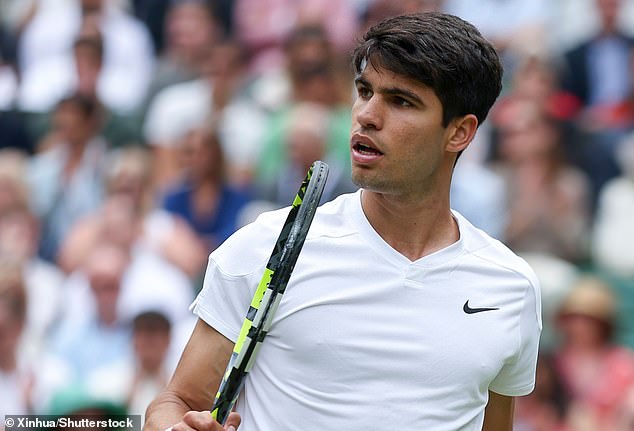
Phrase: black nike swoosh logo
[{"left": 463, "top": 300, "right": 499, "bottom": 314}]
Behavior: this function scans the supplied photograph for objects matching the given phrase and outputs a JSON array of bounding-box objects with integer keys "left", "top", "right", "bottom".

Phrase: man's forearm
[{"left": 143, "top": 390, "right": 193, "bottom": 431}]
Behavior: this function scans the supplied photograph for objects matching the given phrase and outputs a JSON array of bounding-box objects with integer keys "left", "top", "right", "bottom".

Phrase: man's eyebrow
[
  {"left": 382, "top": 87, "right": 424, "bottom": 105},
  {"left": 354, "top": 76, "right": 424, "bottom": 105},
  {"left": 354, "top": 76, "right": 370, "bottom": 88}
]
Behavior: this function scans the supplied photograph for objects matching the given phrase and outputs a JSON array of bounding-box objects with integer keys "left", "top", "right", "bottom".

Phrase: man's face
[
  {"left": 53, "top": 104, "right": 93, "bottom": 147},
  {"left": 350, "top": 64, "right": 450, "bottom": 198}
]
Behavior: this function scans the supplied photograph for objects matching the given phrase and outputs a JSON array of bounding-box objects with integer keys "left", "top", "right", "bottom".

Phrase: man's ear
[{"left": 446, "top": 114, "right": 478, "bottom": 154}]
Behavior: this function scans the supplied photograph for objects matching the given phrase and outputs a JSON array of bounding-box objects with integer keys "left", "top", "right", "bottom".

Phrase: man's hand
[{"left": 171, "top": 411, "right": 241, "bottom": 431}]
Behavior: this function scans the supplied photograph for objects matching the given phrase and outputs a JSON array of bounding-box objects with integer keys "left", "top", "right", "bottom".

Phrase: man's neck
[{"left": 360, "top": 189, "right": 459, "bottom": 262}]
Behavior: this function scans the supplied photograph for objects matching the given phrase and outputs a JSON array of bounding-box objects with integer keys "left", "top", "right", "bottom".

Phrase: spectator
[
  {"left": 58, "top": 145, "right": 208, "bottom": 279},
  {"left": 88, "top": 310, "right": 173, "bottom": 418},
  {"left": 0, "top": 256, "right": 72, "bottom": 416},
  {"left": 255, "top": 102, "right": 356, "bottom": 206},
  {"left": 162, "top": 127, "right": 252, "bottom": 252},
  {"left": 141, "top": 0, "right": 221, "bottom": 112},
  {"left": 49, "top": 243, "right": 133, "bottom": 380},
  {"left": 490, "top": 54, "right": 582, "bottom": 176},
  {"left": 592, "top": 134, "right": 634, "bottom": 277},
  {"left": 0, "top": 206, "right": 66, "bottom": 365},
  {"left": 561, "top": 0, "right": 633, "bottom": 113},
  {"left": 233, "top": 0, "right": 358, "bottom": 75},
  {"left": 0, "top": 149, "right": 67, "bottom": 368},
  {"left": 250, "top": 24, "right": 352, "bottom": 113},
  {"left": 559, "top": 0, "right": 634, "bottom": 203},
  {"left": 492, "top": 54, "right": 581, "bottom": 125},
  {"left": 495, "top": 99, "right": 592, "bottom": 263},
  {"left": 444, "top": 0, "right": 552, "bottom": 72},
  {"left": 27, "top": 94, "right": 108, "bottom": 262},
  {"left": 253, "top": 26, "right": 353, "bottom": 187},
  {"left": 17, "top": 0, "right": 154, "bottom": 114},
  {"left": 19, "top": 29, "right": 142, "bottom": 147},
  {"left": 358, "top": 0, "right": 446, "bottom": 32},
  {"left": 554, "top": 276, "right": 634, "bottom": 430},
  {"left": 144, "top": 38, "right": 268, "bottom": 189},
  {"left": 17, "top": 23, "right": 106, "bottom": 116}
]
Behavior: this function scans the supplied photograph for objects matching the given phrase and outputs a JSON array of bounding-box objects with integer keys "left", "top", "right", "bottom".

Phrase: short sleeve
[
  {"left": 189, "top": 210, "right": 285, "bottom": 342},
  {"left": 190, "top": 257, "right": 258, "bottom": 343},
  {"left": 489, "top": 279, "right": 542, "bottom": 396}
]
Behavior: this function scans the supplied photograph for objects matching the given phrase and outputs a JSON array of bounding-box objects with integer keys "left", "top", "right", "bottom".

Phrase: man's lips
[
  {"left": 350, "top": 134, "right": 383, "bottom": 156},
  {"left": 350, "top": 134, "right": 384, "bottom": 164}
]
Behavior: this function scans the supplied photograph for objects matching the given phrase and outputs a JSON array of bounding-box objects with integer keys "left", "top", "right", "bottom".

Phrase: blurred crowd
[{"left": 1, "top": 0, "right": 634, "bottom": 429}]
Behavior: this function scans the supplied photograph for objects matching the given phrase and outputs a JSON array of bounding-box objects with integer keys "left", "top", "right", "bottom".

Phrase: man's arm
[
  {"left": 144, "top": 319, "right": 236, "bottom": 431},
  {"left": 482, "top": 391, "right": 514, "bottom": 431}
]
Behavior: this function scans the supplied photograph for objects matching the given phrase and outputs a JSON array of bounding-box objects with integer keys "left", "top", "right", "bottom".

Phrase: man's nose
[{"left": 354, "top": 97, "right": 383, "bottom": 130}]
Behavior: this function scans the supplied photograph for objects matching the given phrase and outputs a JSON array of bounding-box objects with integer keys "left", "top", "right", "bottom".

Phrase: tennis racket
[{"left": 211, "top": 160, "right": 329, "bottom": 424}]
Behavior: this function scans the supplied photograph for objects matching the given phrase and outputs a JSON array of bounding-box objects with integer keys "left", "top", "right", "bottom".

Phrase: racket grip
[{"left": 211, "top": 363, "right": 246, "bottom": 424}]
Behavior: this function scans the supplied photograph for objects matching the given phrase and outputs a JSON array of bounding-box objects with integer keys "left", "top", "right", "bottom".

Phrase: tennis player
[{"left": 145, "top": 12, "right": 541, "bottom": 431}]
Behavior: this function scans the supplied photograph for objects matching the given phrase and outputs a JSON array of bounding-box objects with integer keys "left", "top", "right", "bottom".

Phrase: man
[
  {"left": 28, "top": 94, "right": 108, "bottom": 262},
  {"left": 145, "top": 12, "right": 541, "bottom": 431}
]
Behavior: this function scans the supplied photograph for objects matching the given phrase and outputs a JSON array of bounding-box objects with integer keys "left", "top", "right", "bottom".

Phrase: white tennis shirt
[{"left": 192, "top": 190, "right": 542, "bottom": 430}]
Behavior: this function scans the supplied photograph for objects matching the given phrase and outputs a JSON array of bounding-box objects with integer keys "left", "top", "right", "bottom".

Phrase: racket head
[{"left": 211, "top": 160, "right": 329, "bottom": 424}]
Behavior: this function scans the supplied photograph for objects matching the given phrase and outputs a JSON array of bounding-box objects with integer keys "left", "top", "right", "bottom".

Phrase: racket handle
[{"left": 211, "top": 357, "right": 246, "bottom": 424}]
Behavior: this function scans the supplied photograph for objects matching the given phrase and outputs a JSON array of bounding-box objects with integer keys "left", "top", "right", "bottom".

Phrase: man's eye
[
  {"left": 393, "top": 97, "right": 412, "bottom": 107},
  {"left": 357, "top": 87, "right": 372, "bottom": 99}
]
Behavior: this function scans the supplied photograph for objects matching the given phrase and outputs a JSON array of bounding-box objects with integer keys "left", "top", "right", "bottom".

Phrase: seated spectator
[
  {"left": 19, "top": 24, "right": 142, "bottom": 147},
  {"left": 17, "top": 0, "right": 154, "bottom": 114},
  {"left": 250, "top": 24, "right": 352, "bottom": 113},
  {"left": 49, "top": 243, "right": 133, "bottom": 379},
  {"left": 560, "top": 0, "right": 633, "bottom": 117},
  {"left": 233, "top": 0, "right": 358, "bottom": 75},
  {"left": 27, "top": 94, "right": 108, "bottom": 262},
  {"left": 255, "top": 102, "right": 356, "bottom": 206},
  {"left": 444, "top": 0, "right": 551, "bottom": 72},
  {"left": 0, "top": 205, "right": 66, "bottom": 365},
  {"left": 554, "top": 276, "right": 634, "bottom": 430},
  {"left": 58, "top": 145, "right": 207, "bottom": 279},
  {"left": 592, "top": 134, "right": 634, "bottom": 277},
  {"left": 140, "top": 0, "right": 221, "bottom": 113},
  {"left": 0, "top": 146, "right": 65, "bottom": 366},
  {"left": 87, "top": 310, "right": 173, "bottom": 418},
  {"left": 0, "top": 257, "right": 71, "bottom": 416},
  {"left": 162, "top": 127, "right": 252, "bottom": 252},
  {"left": 143, "top": 38, "right": 267, "bottom": 189},
  {"left": 558, "top": 0, "right": 634, "bottom": 204},
  {"left": 494, "top": 99, "right": 592, "bottom": 263}
]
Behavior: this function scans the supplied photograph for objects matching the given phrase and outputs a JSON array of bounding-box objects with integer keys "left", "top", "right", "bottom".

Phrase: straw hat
[{"left": 558, "top": 276, "right": 615, "bottom": 322}]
